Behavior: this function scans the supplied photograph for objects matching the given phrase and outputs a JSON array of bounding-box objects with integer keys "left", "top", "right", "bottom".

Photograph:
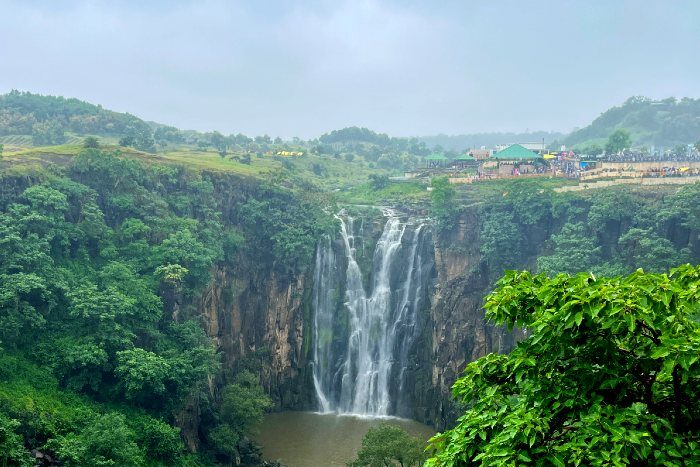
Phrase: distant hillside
[
  {"left": 563, "top": 96, "right": 700, "bottom": 149},
  {"left": 0, "top": 90, "right": 152, "bottom": 145},
  {"left": 419, "top": 131, "right": 565, "bottom": 151}
]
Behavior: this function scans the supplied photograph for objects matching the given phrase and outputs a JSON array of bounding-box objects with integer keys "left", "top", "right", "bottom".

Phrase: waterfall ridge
[{"left": 312, "top": 209, "right": 429, "bottom": 417}]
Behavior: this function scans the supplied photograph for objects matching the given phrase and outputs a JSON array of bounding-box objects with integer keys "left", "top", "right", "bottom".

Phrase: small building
[
  {"left": 469, "top": 149, "right": 491, "bottom": 160},
  {"left": 425, "top": 153, "right": 449, "bottom": 169},
  {"left": 488, "top": 144, "right": 542, "bottom": 175},
  {"left": 452, "top": 154, "right": 477, "bottom": 169}
]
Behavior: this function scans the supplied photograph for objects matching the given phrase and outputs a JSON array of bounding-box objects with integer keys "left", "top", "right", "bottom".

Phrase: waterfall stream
[{"left": 312, "top": 209, "right": 429, "bottom": 417}]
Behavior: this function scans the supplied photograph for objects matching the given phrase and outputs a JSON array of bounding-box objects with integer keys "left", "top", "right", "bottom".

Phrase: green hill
[
  {"left": 0, "top": 90, "right": 152, "bottom": 146},
  {"left": 563, "top": 96, "right": 700, "bottom": 149}
]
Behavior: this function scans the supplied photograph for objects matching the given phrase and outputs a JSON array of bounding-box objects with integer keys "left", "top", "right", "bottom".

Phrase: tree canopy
[
  {"left": 349, "top": 424, "right": 426, "bottom": 467},
  {"left": 605, "top": 128, "right": 632, "bottom": 155},
  {"left": 427, "top": 266, "right": 700, "bottom": 466}
]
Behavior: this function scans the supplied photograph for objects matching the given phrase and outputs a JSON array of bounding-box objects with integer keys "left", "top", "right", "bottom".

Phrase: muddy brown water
[{"left": 253, "top": 411, "right": 435, "bottom": 467}]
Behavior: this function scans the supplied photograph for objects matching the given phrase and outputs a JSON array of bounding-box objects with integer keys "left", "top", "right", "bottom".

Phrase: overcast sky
[{"left": 1, "top": 0, "right": 699, "bottom": 139}]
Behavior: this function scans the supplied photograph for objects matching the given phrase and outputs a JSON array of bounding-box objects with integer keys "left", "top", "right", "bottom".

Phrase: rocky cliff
[
  {"left": 188, "top": 197, "right": 531, "bottom": 430},
  {"left": 189, "top": 179, "right": 699, "bottom": 432}
]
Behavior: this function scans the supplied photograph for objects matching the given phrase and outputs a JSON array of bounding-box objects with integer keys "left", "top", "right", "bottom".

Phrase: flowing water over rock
[{"left": 312, "top": 208, "right": 432, "bottom": 417}]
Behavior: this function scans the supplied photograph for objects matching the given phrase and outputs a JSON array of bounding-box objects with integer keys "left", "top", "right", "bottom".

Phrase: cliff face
[
  {"left": 427, "top": 209, "right": 527, "bottom": 427},
  {"left": 188, "top": 198, "right": 530, "bottom": 430},
  {"left": 189, "top": 181, "right": 698, "bottom": 433},
  {"left": 190, "top": 173, "right": 317, "bottom": 411},
  {"left": 199, "top": 265, "right": 310, "bottom": 408}
]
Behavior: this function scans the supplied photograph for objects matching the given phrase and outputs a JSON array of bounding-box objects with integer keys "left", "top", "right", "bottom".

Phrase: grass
[
  {"left": 336, "top": 180, "right": 429, "bottom": 205},
  {"left": 0, "top": 137, "right": 395, "bottom": 184},
  {"left": 454, "top": 176, "right": 578, "bottom": 206},
  {"left": 157, "top": 148, "right": 280, "bottom": 176}
]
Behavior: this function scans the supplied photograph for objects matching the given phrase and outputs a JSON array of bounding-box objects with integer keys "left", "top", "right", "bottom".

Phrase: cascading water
[{"left": 312, "top": 208, "right": 430, "bottom": 417}]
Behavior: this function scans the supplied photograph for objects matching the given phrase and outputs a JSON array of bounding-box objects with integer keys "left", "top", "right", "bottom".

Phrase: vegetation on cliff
[
  {"left": 431, "top": 179, "right": 700, "bottom": 280},
  {"left": 0, "top": 148, "right": 330, "bottom": 465},
  {"left": 428, "top": 266, "right": 700, "bottom": 465}
]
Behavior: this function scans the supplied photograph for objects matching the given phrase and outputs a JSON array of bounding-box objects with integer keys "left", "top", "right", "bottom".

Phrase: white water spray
[{"left": 312, "top": 209, "right": 428, "bottom": 416}]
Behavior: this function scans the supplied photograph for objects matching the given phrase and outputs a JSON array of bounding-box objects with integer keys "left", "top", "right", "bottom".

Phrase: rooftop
[{"left": 491, "top": 144, "right": 541, "bottom": 160}]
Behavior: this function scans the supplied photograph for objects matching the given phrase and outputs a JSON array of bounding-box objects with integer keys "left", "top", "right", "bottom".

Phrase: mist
[{"left": 1, "top": 0, "right": 699, "bottom": 138}]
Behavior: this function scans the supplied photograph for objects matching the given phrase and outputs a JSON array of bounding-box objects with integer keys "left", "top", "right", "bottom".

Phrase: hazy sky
[{"left": 1, "top": 0, "right": 699, "bottom": 139}]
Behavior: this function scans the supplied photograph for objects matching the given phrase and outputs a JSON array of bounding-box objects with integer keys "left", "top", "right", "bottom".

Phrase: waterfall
[{"left": 312, "top": 208, "right": 429, "bottom": 417}]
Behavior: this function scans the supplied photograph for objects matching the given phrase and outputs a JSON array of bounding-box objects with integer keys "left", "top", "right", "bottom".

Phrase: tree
[
  {"left": 430, "top": 177, "right": 456, "bottom": 231},
  {"left": 218, "top": 371, "right": 273, "bottom": 436},
  {"left": 349, "top": 424, "right": 426, "bottom": 467},
  {"left": 605, "top": 128, "right": 631, "bottom": 155},
  {"left": 369, "top": 174, "right": 390, "bottom": 190},
  {"left": 427, "top": 266, "right": 700, "bottom": 466},
  {"left": 0, "top": 414, "right": 33, "bottom": 467},
  {"left": 617, "top": 227, "right": 690, "bottom": 273},
  {"left": 118, "top": 135, "right": 135, "bottom": 147},
  {"left": 51, "top": 413, "right": 146, "bottom": 466},
  {"left": 209, "top": 371, "right": 272, "bottom": 463},
  {"left": 210, "top": 131, "right": 228, "bottom": 157},
  {"left": 83, "top": 136, "right": 99, "bottom": 149},
  {"left": 479, "top": 210, "right": 522, "bottom": 274},
  {"left": 537, "top": 222, "right": 602, "bottom": 275},
  {"left": 115, "top": 348, "right": 171, "bottom": 401}
]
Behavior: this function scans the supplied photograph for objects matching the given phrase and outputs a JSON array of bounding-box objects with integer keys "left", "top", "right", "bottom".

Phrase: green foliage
[
  {"left": 618, "top": 227, "right": 690, "bottom": 272},
  {"left": 564, "top": 96, "right": 700, "bottom": 147},
  {"left": 369, "top": 174, "right": 390, "bottom": 190},
  {"left": 605, "top": 128, "right": 632, "bottom": 154},
  {"left": 574, "top": 142, "right": 603, "bottom": 156},
  {"left": 338, "top": 180, "right": 427, "bottom": 205},
  {"left": 208, "top": 424, "right": 240, "bottom": 460},
  {"left": 50, "top": 413, "right": 146, "bottom": 466},
  {"left": 208, "top": 371, "right": 272, "bottom": 463},
  {"left": 0, "top": 90, "right": 154, "bottom": 143},
  {"left": 218, "top": 371, "right": 273, "bottom": 436},
  {"left": 427, "top": 266, "right": 700, "bottom": 466},
  {"left": 0, "top": 413, "right": 33, "bottom": 467},
  {"left": 537, "top": 222, "right": 602, "bottom": 275},
  {"left": 0, "top": 149, "right": 242, "bottom": 462},
  {"left": 115, "top": 348, "right": 171, "bottom": 400},
  {"left": 536, "top": 187, "right": 698, "bottom": 277},
  {"left": 0, "top": 354, "right": 191, "bottom": 466},
  {"left": 237, "top": 186, "right": 335, "bottom": 274},
  {"left": 430, "top": 177, "right": 457, "bottom": 231},
  {"left": 479, "top": 210, "right": 522, "bottom": 274},
  {"left": 348, "top": 424, "right": 426, "bottom": 467},
  {"left": 83, "top": 136, "right": 99, "bottom": 149}
]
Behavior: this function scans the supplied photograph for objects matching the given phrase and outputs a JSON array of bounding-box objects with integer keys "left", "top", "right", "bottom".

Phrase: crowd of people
[
  {"left": 644, "top": 166, "right": 700, "bottom": 177},
  {"left": 595, "top": 149, "right": 700, "bottom": 163}
]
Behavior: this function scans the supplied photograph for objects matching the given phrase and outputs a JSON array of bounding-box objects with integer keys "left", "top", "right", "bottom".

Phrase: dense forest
[
  {"left": 563, "top": 96, "right": 700, "bottom": 149},
  {"left": 470, "top": 180, "right": 698, "bottom": 278},
  {"left": 0, "top": 149, "right": 333, "bottom": 465}
]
